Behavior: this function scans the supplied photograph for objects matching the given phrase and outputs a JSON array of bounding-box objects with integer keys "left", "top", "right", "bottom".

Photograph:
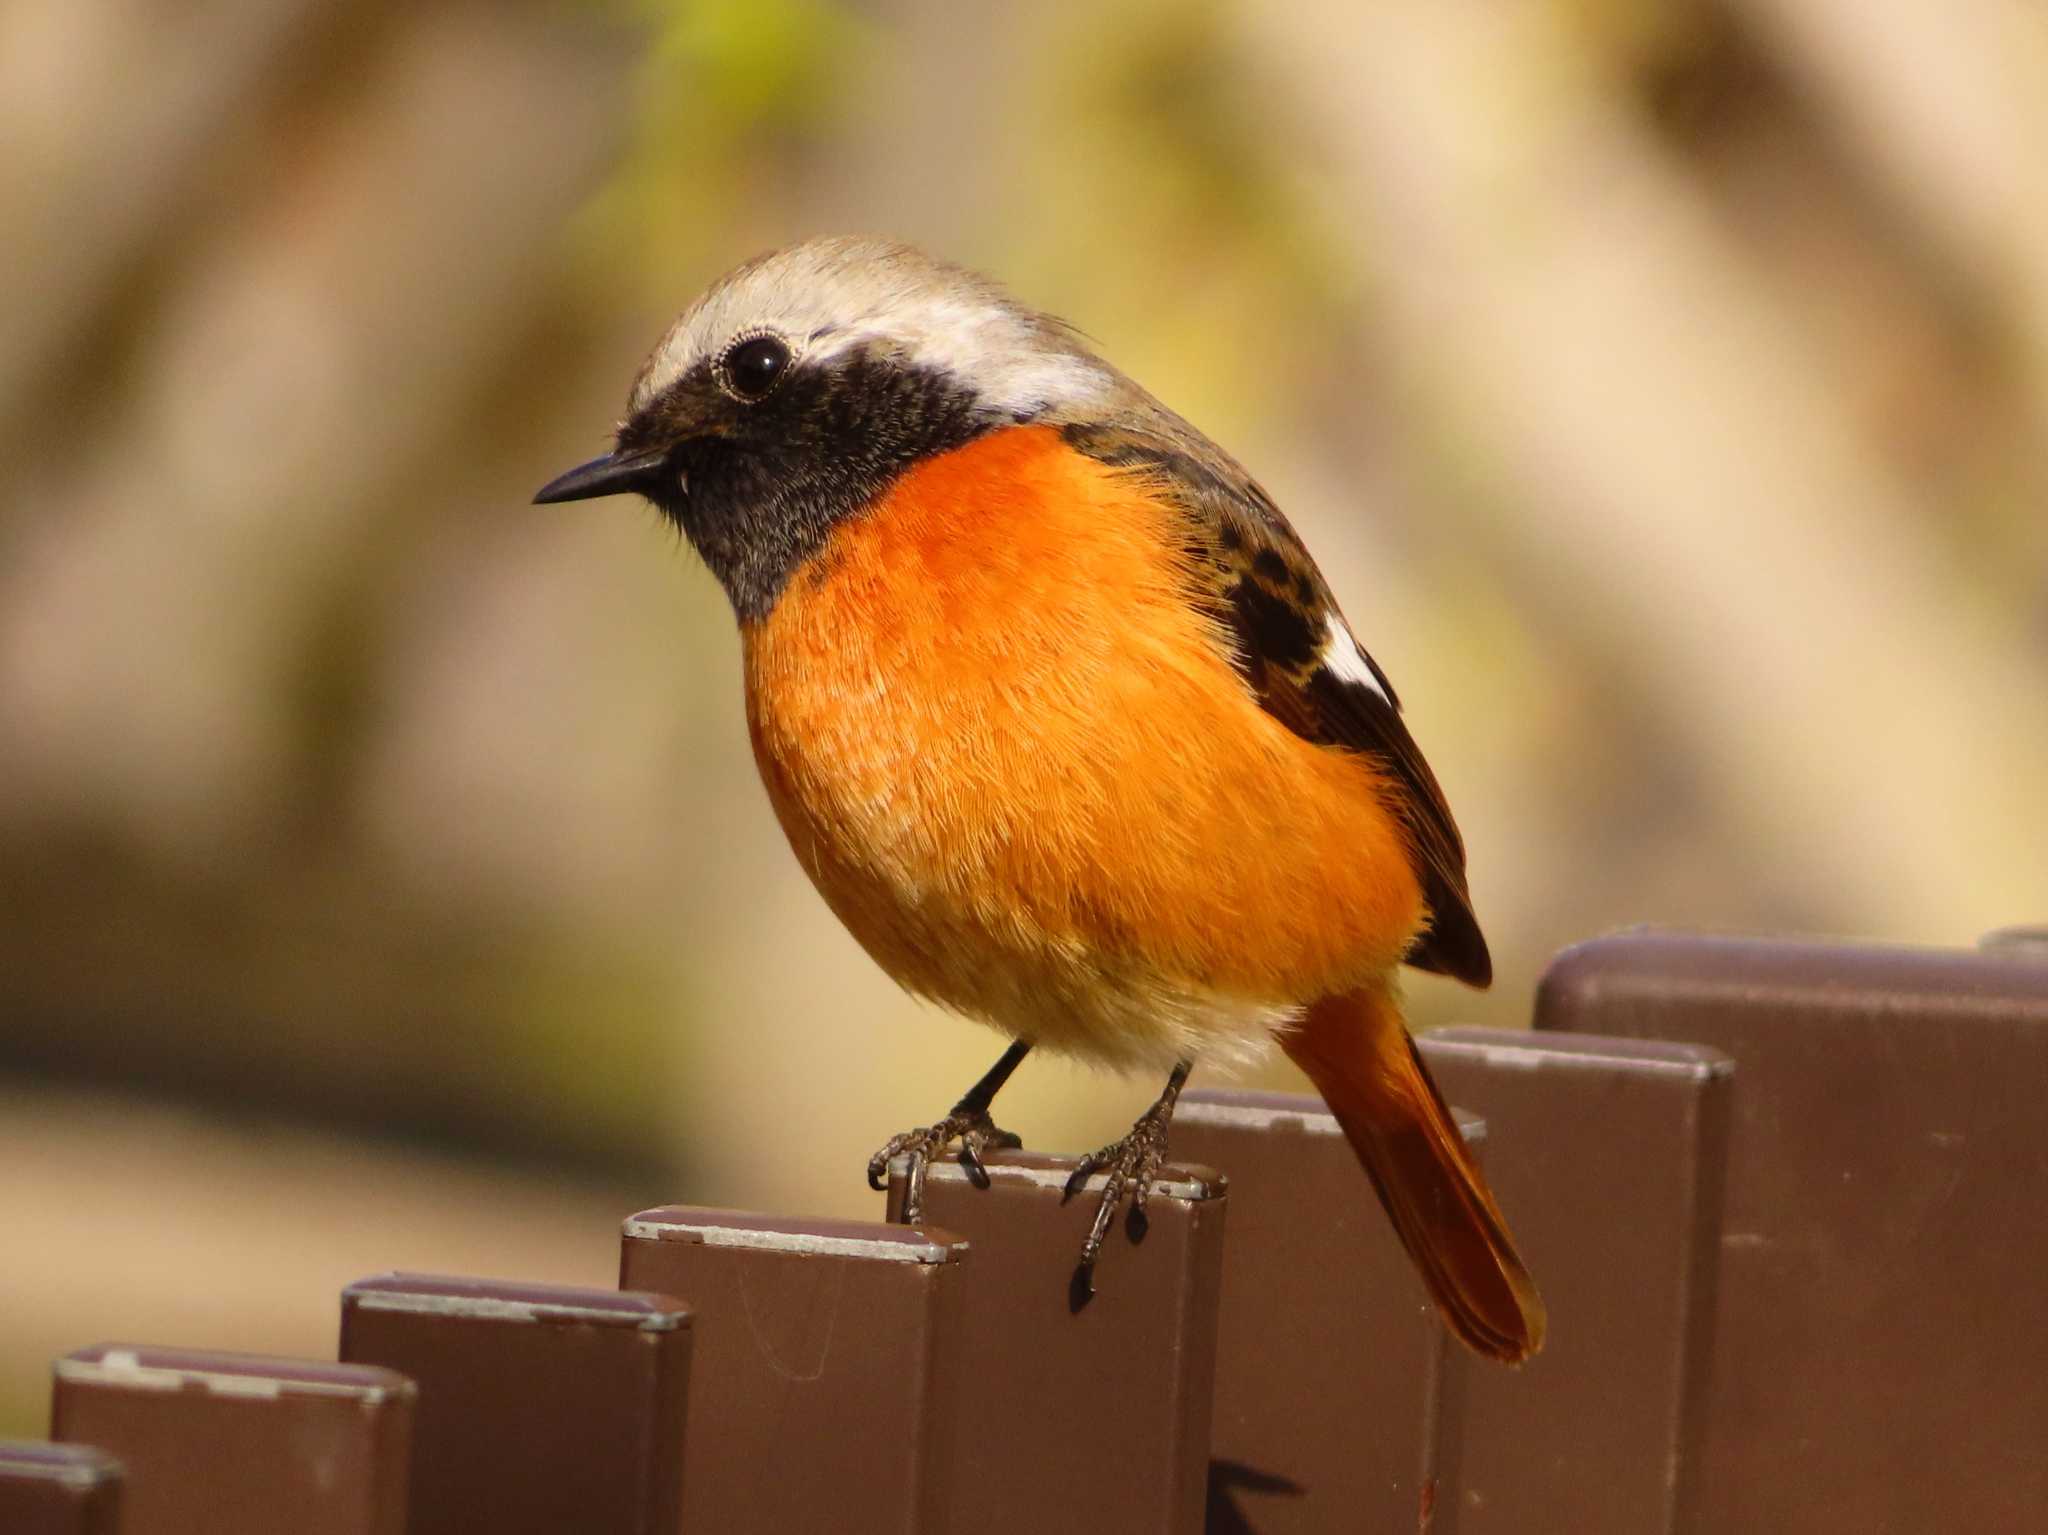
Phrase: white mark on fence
[
  {"left": 202, "top": 1375, "right": 288, "bottom": 1400},
  {"left": 1176, "top": 1100, "right": 1346, "bottom": 1138},
  {"left": 1422, "top": 1038, "right": 1734, "bottom": 1081},
  {"left": 53, "top": 1353, "right": 405, "bottom": 1404},
  {"left": 622, "top": 1218, "right": 965, "bottom": 1264},
  {"left": 741, "top": 1267, "right": 840, "bottom": 1384},
  {"left": 921, "top": 1158, "right": 1222, "bottom": 1201},
  {"left": 0, "top": 1451, "right": 123, "bottom": 1491},
  {"left": 346, "top": 1289, "right": 687, "bottom": 1332}
]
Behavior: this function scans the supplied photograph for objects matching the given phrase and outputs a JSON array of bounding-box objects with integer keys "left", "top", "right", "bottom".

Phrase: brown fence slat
[
  {"left": 0, "top": 1441, "right": 124, "bottom": 1535},
  {"left": 338, "top": 1274, "right": 691, "bottom": 1535},
  {"left": 50, "top": 1346, "right": 412, "bottom": 1535},
  {"left": 884, "top": 1149, "right": 1226, "bottom": 1535},
  {"left": 619, "top": 1207, "right": 967, "bottom": 1534},
  {"left": 1416, "top": 1029, "right": 1734, "bottom": 1535},
  {"left": 1175, "top": 1090, "right": 1478, "bottom": 1534},
  {"left": 1536, "top": 930, "right": 2048, "bottom": 1534}
]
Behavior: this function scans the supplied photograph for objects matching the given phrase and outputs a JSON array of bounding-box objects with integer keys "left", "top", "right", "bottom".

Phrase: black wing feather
[{"left": 1297, "top": 661, "right": 1492, "bottom": 986}]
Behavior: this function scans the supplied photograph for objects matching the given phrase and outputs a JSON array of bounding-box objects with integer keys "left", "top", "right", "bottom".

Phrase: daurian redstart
[{"left": 537, "top": 237, "right": 1545, "bottom": 1362}]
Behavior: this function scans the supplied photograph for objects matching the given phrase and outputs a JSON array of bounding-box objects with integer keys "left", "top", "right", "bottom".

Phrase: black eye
[{"left": 723, "top": 334, "right": 791, "bottom": 401}]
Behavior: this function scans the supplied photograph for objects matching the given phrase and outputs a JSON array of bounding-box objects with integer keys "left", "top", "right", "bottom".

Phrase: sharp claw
[
  {"left": 1061, "top": 1156, "right": 1099, "bottom": 1204},
  {"left": 872, "top": 1109, "right": 1026, "bottom": 1222},
  {"left": 1051, "top": 1067, "right": 1189, "bottom": 1286},
  {"left": 1068, "top": 1262, "right": 1096, "bottom": 1314}
]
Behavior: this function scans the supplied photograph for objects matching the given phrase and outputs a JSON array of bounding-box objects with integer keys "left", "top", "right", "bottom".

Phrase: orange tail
[{"left": 1283, "top": 985, "right": 1546, "bottom": 1363}]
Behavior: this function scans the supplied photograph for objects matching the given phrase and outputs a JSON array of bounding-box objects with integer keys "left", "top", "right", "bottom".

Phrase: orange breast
[{"left": 741, "top": 425, "right": 1424, "bottom": 1066}]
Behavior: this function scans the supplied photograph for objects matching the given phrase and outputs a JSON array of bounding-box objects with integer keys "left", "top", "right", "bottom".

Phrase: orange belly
[{"left": 741, "top": 425, "right": 1424, "bottom": 1068}]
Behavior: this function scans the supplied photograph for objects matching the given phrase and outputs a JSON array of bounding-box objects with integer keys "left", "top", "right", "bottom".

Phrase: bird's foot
[
  {"left": 868, "top": 1107, "right": 1023, "bottom": 1223},
  {"left": 1060, "top": 1094, "right": 1179, "bottom": 1297}
]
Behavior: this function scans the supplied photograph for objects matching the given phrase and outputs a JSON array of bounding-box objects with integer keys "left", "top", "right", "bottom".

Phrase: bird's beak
[{"left": 531, "top": 445, "right": 671, "bottom": 505}]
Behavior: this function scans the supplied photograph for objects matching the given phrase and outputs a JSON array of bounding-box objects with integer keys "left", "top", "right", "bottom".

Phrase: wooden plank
[
  {"left": 886, "top": 1151, "right": 1225, "bottom": 1535},
  {"left": 1537, "top": 930, "right": 2048, "bottom": 1532},
  {"left": 340, "top": 1274, "right": 691, "bottom": 1535},
  {"left": 51, "top": 1347, "right": 412, "bottom": 1534},
  {"left": 0, "top": 1441, "right": 123, "bottom": 1535},
  {"left": 620, "top": 1208, "right": 966, "bottom": 1534},
  {"left": 1175, "top": 1092, "right": 1479, "bottom": 1534},
  {"left": 1418, "top": 1029, "right": 1732, "bottom": 1534}
]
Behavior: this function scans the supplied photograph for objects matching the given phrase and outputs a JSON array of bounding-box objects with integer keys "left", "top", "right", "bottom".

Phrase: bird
[{"left": 535, "top": 236, "right": 1545, "bottom": 1363}]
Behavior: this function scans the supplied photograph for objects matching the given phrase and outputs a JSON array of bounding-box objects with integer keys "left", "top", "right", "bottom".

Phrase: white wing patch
[{"left": 1321, "top": 612, "right": 1391, "bottom": 703}]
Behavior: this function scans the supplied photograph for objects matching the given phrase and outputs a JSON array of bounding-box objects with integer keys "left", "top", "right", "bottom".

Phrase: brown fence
[{"left": 5, "top": 928, "right": 2045, "bottom": 1533}]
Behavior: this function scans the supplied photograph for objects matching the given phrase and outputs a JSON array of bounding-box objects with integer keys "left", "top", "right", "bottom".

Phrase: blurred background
[{"left": 2, "top": 0, "right": 2044, "bottom": 1437}]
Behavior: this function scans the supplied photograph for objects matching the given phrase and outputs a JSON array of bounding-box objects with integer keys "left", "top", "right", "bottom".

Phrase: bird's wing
[{"left": 1060, "top": 419, "right": 1492, "bottom": 988}]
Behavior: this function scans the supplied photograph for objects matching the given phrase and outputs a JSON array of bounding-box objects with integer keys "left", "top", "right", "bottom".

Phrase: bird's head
[{"left": 534, "top": 236, "right": 1117, "bottom": 620}]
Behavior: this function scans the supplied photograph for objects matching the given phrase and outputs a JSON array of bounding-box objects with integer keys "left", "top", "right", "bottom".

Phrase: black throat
[{"left": 643, "top": 348, "right": 997, "bottom": 623}]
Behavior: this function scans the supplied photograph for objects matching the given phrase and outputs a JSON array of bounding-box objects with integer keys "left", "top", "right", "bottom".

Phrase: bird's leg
[
  {"left": 869, "top": 1039, "right": 1032, "bottom": 1222},
  {"left": 1062, "top": 1060, "right": 1193, "bottom": 1286}
]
